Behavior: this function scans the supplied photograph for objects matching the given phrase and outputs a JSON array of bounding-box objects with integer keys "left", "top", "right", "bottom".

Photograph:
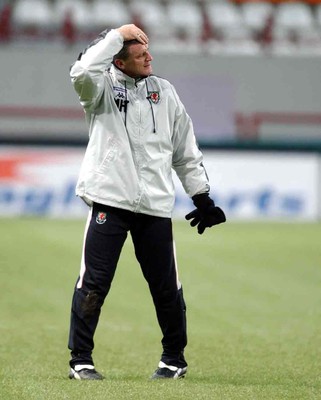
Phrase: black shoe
[
  {"left": 69, "top": 365, "right": 104, "bottom": 380},
  {"left": 151, "top": 361, "right": 187, "bottom": 379}
]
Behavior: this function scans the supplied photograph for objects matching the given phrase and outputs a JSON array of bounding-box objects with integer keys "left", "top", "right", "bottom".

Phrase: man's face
[{"left": 120, "top": 43, "right": 153, "bottom": 78}]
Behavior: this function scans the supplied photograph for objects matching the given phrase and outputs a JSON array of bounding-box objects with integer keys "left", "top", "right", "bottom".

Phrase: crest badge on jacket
[{"left": 147, "top": 91, "right": 160, "bottom": 104}]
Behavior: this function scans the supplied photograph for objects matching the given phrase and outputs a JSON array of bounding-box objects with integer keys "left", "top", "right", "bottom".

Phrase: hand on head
[{"left": 117, "top": 24, "right": 149, "bottom": 45}]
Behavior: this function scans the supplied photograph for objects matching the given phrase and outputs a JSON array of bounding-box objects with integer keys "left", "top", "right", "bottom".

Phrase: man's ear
[{"left": 114, "top": 59, "right": 124, "bottom": 70}]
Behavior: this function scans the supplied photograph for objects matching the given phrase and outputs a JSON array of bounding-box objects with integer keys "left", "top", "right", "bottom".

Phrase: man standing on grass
[{"left": 68, "top": 24, "right": 226, "bottom": 380}]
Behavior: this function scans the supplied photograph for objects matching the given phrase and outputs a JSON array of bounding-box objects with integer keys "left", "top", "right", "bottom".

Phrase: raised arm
[{"left": 70, "top": 24, "right": 148, "bottom": 111}]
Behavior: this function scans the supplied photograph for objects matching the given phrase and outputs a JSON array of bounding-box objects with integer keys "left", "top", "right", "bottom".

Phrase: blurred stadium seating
[{"left": 1, "top": 0, "right": 321, "bottom": 54}]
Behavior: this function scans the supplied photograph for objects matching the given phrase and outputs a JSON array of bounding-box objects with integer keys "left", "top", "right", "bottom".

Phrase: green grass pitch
[{"left": 1, "top": 218, "right": 321, "bottom": 399}]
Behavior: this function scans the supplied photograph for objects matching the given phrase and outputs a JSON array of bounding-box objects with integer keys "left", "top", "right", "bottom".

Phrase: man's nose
[{"left": 147, "top": 51, "right": 153, "bottom": 61}]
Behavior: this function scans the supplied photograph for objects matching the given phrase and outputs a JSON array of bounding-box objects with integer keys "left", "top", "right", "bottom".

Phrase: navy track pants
[{"left": 68, "top": 203, "right": 187, "bottom": 368}]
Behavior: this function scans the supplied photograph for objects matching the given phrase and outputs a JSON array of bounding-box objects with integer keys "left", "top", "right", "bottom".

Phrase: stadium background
[
  {"left": 1, "top": 2, "right": 321, "bottom": 399},
  {"left": 0, "top": 0, "right": 321, "bottom": 221}
]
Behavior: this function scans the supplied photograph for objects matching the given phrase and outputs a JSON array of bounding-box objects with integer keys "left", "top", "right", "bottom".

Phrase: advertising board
[
  {"left": 0, "top": 147, "right": 319, "bottom": 221},
  {"left": 174, "top": 151, "right": 320, "bottom": 221}
]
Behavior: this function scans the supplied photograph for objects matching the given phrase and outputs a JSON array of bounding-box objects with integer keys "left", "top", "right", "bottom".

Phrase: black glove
[{"left": 185, "top": 193, "right": 226, "bottom": 234}]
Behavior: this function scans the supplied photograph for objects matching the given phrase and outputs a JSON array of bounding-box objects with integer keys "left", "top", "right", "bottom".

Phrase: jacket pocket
[{"left": 97, "top": 137, "right": 119, "bottom": 172}]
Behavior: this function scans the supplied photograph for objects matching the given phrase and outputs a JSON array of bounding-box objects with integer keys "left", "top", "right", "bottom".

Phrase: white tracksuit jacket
[{"left": 70, "top": 29, "right": 210, "bottom": 218}]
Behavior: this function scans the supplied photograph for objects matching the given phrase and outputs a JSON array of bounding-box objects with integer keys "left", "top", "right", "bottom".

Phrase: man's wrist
[{"left": 192, "top": 193, "right": 214, "bottom": 211}]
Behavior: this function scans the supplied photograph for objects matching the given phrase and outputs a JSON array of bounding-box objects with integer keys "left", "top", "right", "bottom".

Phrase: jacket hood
[{"left": 109, "top": 64, "right": 149, "bottom": 89}]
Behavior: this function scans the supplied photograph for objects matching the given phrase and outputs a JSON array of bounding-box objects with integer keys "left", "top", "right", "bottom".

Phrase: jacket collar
[{"left": 109, "top": 64, "right": 148, "bottom": 89}]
